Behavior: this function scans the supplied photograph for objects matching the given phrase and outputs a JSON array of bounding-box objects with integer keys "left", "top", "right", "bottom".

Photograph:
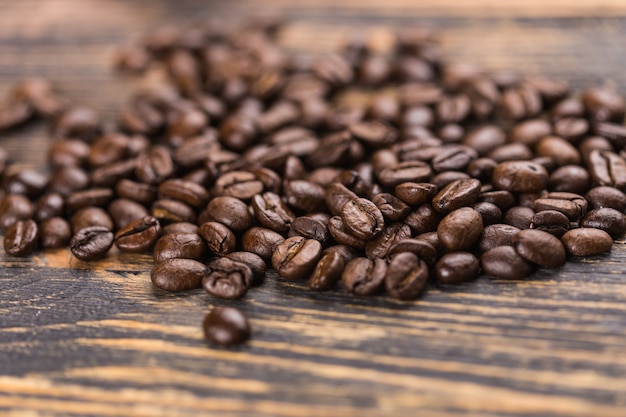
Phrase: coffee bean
[
  {"left": 153, "top": 233, "right": 206, "bottom": 263},
  {"left": 503, "top": 206, "right": 535, "bottom": 230},
  {"left": 580, "top": 208, "right": 626, "bottom": 236},
  {"left": 582, "top": 87, "right": 625, "bottom": 122},
  {"left": 585, "top": 186, "right": 626, "bottom": 211},
  {"left": 284, "top": 180, "right": 325, "bottom": 212},
  {"left": 65, "top": 188, "right": 114, "bottom": 212},
  {"left": 535, "top": 136, "right": 580, "bottom": 166},
  {"left": 365, "top": 222, "right": 411, "bottom": 259},
  {"left": 115, "top": 179, "right": 157, "bottom": 205},
  {"left": 509, "top": 119, "right": 552, "bottom": 146},
  {"left": 549, "top": 165, "right": 590, "bottom": 194},
  {"left": 394, "top": 182, "right": 437, "bottom": 206},
  {"left": 404, "top": 204, "right": 440, "bottom": 235},
  {"left": 90, "top": 158, "right": 138, "bottom": 187},
  {"left": 271, "top": 236, "right": 322, "bottom": 280},
  {"left": 214, "top": 170, "right": 264, "bottom": 200},
  {"left": 114, "top": 216, "right": 161, "bottom": 253},
  {"left": 199, "top": 221, "right": 236, "bottom": 256},
  {"left": 39, "top": 217, "right": 71, "bottom": 249},
  {"left": 52, "top": 106, "right": 101, "bottom": 140},
  {"left": 203, "top": 307, "right": 251, "bottom": 346},
  {"left": 224, "top": 251, "right": 266, "bottom": 283},
  {"left": 70, "top": 226, "right": 114, "bottom": 261},
  {"left": 4, "top": 219, "right": 38, "bottom": 257},
  {"left": 529, "top": 210, "right": 570, "bottom": 237},
  {"left": 158, "top": 179, "right": 209, "bottom": 208},
  {"left": 322, "top": 244, "right": 359, "bottom": 263},
  {"left": 479, "top": 224, "right": 521, "bottom": 252},
  {"left": 534, "top": 192, "right": 587, "bottom": 221},
  {"left": 342, "top": 257, "right": 387, "bottom": 296},
  {"left": 71, "top": 207, "right": 113, "bottom": 232},
  {"left": 463, "top": 125, "right": 506, "bottom": 156},
  {"left": 349, "top": 120, "right": 397, "bottom": 148},
  {"left": 162, "top": 222, "right": 199, "bottom": 235},
  {"left": 241, "top": 227, "right": 285, "bottom": 260},
  {"left": 481, "top": 246, "right": 535, "bottom": 280},
  {"left": 472, "top": 201, "right": 502, "bottom": 226},
  {"left": 372, "top": 193, "right": 410, "bottom": 221},
  {"left": 151, "top": 199, "right": 196, "bottom": 224},
  {"left": 203, "top": 257, "right": 252, "bottom": 299},
  {"left": 48, "top": 139, "right": 90, "bottom": 167},
  {"left": 109, "top": 198, "right": 150, "bottom": 230},
  {"left": 135, "top": 145, "right": 174, "bottom": 184},
  {"left": 252, "top": 192, "right": 295, "bottom": 233},
  {"left": 385, "top": 252, "right": 429, "bottom": 300},
  {"left": 561, "top": 228, "right": 613, "bottom": 257},
  {"left": 340, "top": 198, "right": 384, "bottom": 241},
  {"left": 436, "top": 252, "right": 480, "bottom": 284},
  {"left": 0, "top": 194, "right": 33, "bottom": 230},
  {"left": 378, "top": 161, "right": 432, "bottom": 188},
  {"left": 288, "top": 215, "right": 329, "bottom": 242},
  {"left": 588, "top": 150, "right": 626, "bottom": 189},
  {"left": 308, "top": 252, "right": 345, "bottom": 291},
  {"left": 437, "top": 207, "right": 483, "bottom": 251},
  {"left": 151, "top": 258, "right": 206, "bottom": 291},
  {"left": 204, "top": 196, "right": 253, "bottom": 232},
  {"left": 432, "top": 178, "right": 481, "bottom": 214},
  {"left": 492, "top": 160, "right": 548, "bottom": 192},
  {"left": 35, "top": 192, "right": 64, "bottom": 221},
  {"left": 511, "top": 229, "right": 566, "bottom": 267}
]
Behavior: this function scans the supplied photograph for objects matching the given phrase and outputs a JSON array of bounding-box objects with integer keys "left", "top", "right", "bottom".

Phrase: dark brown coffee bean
[
  {"left": 115, "top": 179, "right": 157, "bottom": 205},
  {"left": 35, "top": 192, "right": 64, "bottom": 221},
  {"left": 39, "top": 217, "right": 71, "bottom": 249},
  {"left": 431, "top": 179, "right": 481, "bottom": 214},
  {"left": 582, "top": 87, "right": 625, "bottom": 122},
  {"left": 488, "top": 143, "right": 533, "bottom": 163},
  {"left": 158, "top": 179, "right": 209, "bottom": 208},
  {"left": 199, "top": 221, "right": 236, "bottom": 256},
  {"left": 436, "top": 252, "right": 479, "bottom": 284},
  {"left": 204, "top": 196, "right": 252, "bottom": 232},
  {"left": 481, "top": 246, "right": 535, "bottom": 280},
  {"left": 284, "top": 180, "right": 325, "bottom": 212},
  {"left": 88, "top": 133, "right": 129, "bottom": 167},
  {"left": 365, "top": 222, "right": 411, "bottom": 259},
  {"left": 0, "top": 194, "right": 33, "bottom": 230},
  {"left": 385, "top": 252, "right": 428, "bottom": 300},
  {"left": 511, "top": 229, "right": 566, "bottom": 267},
  {"left": 70, "top": 226, "right": 114, "bottom": 261},
  {"left": 340, "top": 198, "right": 384, "bottom": 241},
  {"left": 241, "top": 227, "right": 285, "bottom": 260},
  {"left": 252, "top": 192, "right": 295, "bottom": 233},
  {"left": 348, "top": 120, "right": 397, "bottom": 148},
  {"left": 71, "top": 207, "right": 113, "bottom": 232},
  {"left": 109, "top": 198, "right": 149, "bottom": 230},
  {"left": 492, "top": 160, "right": 547, "bottom": 192},
  {"left": 288, "top": 216, "right": 329, "bottom": 242},
  {"left": 65, "top": 188, "right": 114, "bottom": 211},
  {"left": 529, "top": 210, "right": 570, "bottom": 238},
  {"left": 462, "top": 125, "right": 506, "bottom": 156},
  {"left": 4, "top": 219, "right": 38, "bottom": 257},
  {"left": 535, "top": 136, "right": 580, "bottom": 166},
  {"left": 3, "top": 167, "right": 48, "bottom": 198},
  {"left": 224, "top": 251, "right": 266, "bottom": 283},
  {"left": 503, "top": 206, "right": 535, "bottom": 230},
  {"left": 564, "top": 225, "right": 613, "bottom": 258},
  {"left": 585, "top": 186, "right": 626, "bottom": 211},
  {"left": 114, "top": 216, "right": 161, "bottom": 253},
  {"left": 436, "top": 94, "right": 471, "bottom": 124},
  {"left": 509, "top": 119, "right": 552, "bottom": 146},
  {"left": 322, "top": 244, "right": 359, "bottom": 263},
  {"left": 203, "top": 258, "right": 252, "bottom": 299},
  {"left": 580, "top": 208, "right": 626, "bottom": 236},
  {"left": 271, "top": 236, "right": 322, "bottom": 280},
  {"left": 48, "top": 139, "right": 90, "bottom": 167},
  {"left": 153, "top": 233, "right": 206, "bottom": 263},
  {"left": 324, "top": 183, "right": 358, "bottom": 216},
  {"left": 549, "top": 165, "right": 590, "bottom": 194},
  {"left": 437, "top": 207, "right": 483, "bottom": 251},
  {"left": 479, "top": 224, "right": 521, "bottom": 252},
  {"left": 534, "top": 192, "right": 587, "bottom": 221},
  {"left": 372, "top": 193, "right": 410, "bottom": 221},
  {"left": 151, "top": 199, "right": 196, "bottom": 224},
  {"left": 431, "top": 145, "right": 477, "bottom": 173},
  {"left": 308, "top": 252, "right": 344, "bottom": 291},
  {"left": 394, "top": 182, "right": 437, "bottom": 206},
  {"left": 342, "top": 257, "right": 387, "bottom": 296},
  {"left": 151, "top": 258, "right": 206, "bottom": 292},
  {"left": 478, "top": 190, "right": 515, "bottom": 211},
  {"left": 472, "top": 201, "right": 502, "bottom": 226},
  {"left": 432, "top": 171, "right": 472, "bottom": 190},
  {"left": 587, "top": 150, "right": 626, "bottom": 189},
  {"left": 214, "top": 171, "right": 264, "bottom": 201},
  {"left": 53, "top": 106, "right": 101, "bottom": 140},
  {"left": 466, "top": 158, "right": 497, "bottom": 182},
  {"left": 203, "top": 307, "right": 251, "bottom": 346},
  {"left": 90, "top": 158, "right": 138, "bottom": 187},
  {"left": 500, "top": 84, "right": 542, "bottom": 120},
  {"left": 378, "top": 161, "right": 432, "bottom": 188},
  {"left": 168, "top": 109, "right": 207, "bottom": 142},
  {"left": 404, "top": 204, "right": 440, "bottom": 235},
  {"left": 387, "top": 238, "right": 437, "bottom": 265},
  {"left": 162, "top": 222, "right": 198, "bottom": 235},
  {"left": 135, "top": 145, "right": 174, "bottom": 185}
]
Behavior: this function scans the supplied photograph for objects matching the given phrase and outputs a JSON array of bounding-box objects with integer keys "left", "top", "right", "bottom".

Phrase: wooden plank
[{"left": 1, "top": 1, "right": 626, "bottom": 416}]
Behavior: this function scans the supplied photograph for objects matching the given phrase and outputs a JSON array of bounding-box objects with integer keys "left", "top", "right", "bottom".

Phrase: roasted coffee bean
[
  {"left": 431, "top": 145, "right": 477, "bottom": 173},
  {"left": 158, "top": 179, "right": 209, "bottom": 208},
  {"left": 478, "top": 190, "right": 515, "bottom": 211},
  {"left": 432, "top": 179, "right": 481, "bottom": 214},
  {"left": 349, "top": 120, "right": 397, "bottom": 148},
  {"left": 587, "top": 150, "right": 626, "bottom": 189},
  {"left": 90, "top": 158, "right": 138, "bottom": 187},
  {"left": 340, "top": 198, "right": 384, "bottom": 241},
  {"left": 500, "top": 84, "right": 542, "bottom": 120},
  {"left": 3, "top": 167, "right": 48, "bottom": 198},
  {"left": 466, "top": 158, "right": 497, "bottom": 182},
  {"left": 288, "top": 215, "right": 329, "bottom": 242},
  {"left": 308, "top": 251, "right": 344, "bottom": 291},
  {"left": 385, "top": 252, "right": 428, "bottom": 300},
  {"left": 115, "top": 179, "right": 157, "bottom": 205},
  {"left": 394, "top": 182, "right": 437, "bottom": 206},
  {"left": 252, "top": 192, "right": 295, "bottom": 233},
  {"left": 436, "top": 252, "right": 480, "bottom": 284},
  {"left": 35, "top": 192, "right": 64, "bottom": 221},
  {"left": 585, "top": 186, "right": 626, "bottom": 211},
  {"left": 65, "top": 188, "right": 114, "bottom": 211},
  {"left": 322, "top": 244, "right": 359, "bottom": 263},
  {"left": 431, "top": 171, "right": 471, "bottom": 189},
  {"left": 462, "top": 125, "right": 506, "bottom": 156},
  {"left": 387, "top": 238, "right": 437, "bottom": 265},
  {"left": 481, "top": 246, "right": 535, "bottom": 280},
  {"left": 70, "top": 226, "right": 114, "bottom": 261},
  {"left": 479, "top": 224, "right": 521, "bottom": 252},
  {"left": 199, "top": 221, "right": 236, "bottom": 256},
  {"left": 53, "top": 106, "right": 101, "bottom": 140},
  {"left": 48, "top": 139, "right": 90, "bottom": 167},
  {"left": 114, "top": 216, "right": 161, "bottom": 253},
  {"left": 378, "top": 161, "right": 432, "bottom": 188},
  {"left": 324, "top": 183, "right": 358, "bottom": 216},
  {"left": 135, "top": 145, "right": 174, "bottom": 184},
  {"left": 213, "top": 171, "right": 264, "bottom": 200},
  {"left": 490, "top": 143, "right": 534, "bottom": 163},
  {"left": 203, "top": 307, "right": 251, "bottom": 346},
  {"left": 151, "top": 258, "right": 206, "bottom": 292},
  {"left": 529, "top": 210, "right": 570, "bottom": 237},
  {"left": 535, "top": 136, "right": 580, "bottom": 166},
  {"left": 89, "top": 133, "right": 129, "bottom": 167},
  {"left": 561, "top": 228, "right": 613, "bottom": 257},
  {"left": 151, "top": 199, "right": 196, "bottom": 224},
  {"left": 437, "top": 207, "right": 483, "bottom": 251},
  {"left": 0, "top": 194, "right": 33, "bottom": 230},
  {"left": 71, "top": 207, "right": 113, "bottom": 232},
  {"left": 549, "top": 165, "right": 590, "bottom": 194},
  {"left": 241, "top": 227, "right": 285, "bottom": 260},
  {"left": 342, "top": 257, "right": 387, "bottom": 296},
  {"left": 534, "top": 192, "right": 587, "bottom": 221},
  {"left": 365, "top": 222, "right": 412, "bottom": 259},
  {"left": 162, "top": 222, "right": 198, "bottom": 235},
  {"left": 510, "top": 119, "right": 552, "bottom": 146},
  {"left": 511, "top": 229, "right": 566, "bottom": 267},
  {"left": 580, "top": 208, "right": 626, "bottom": 236},
  {"left": 204, "top": 196, "right": 252, "bottom": 232},
  {"left": 271, "top": 236, "right": 322, "bottom": 280},
  {"left": 39, "top": 217, "right": 71, "bottom": 249},
  {"left": 492, "top": 160, "right": 548, "bottom": 192},
  {"left": 582, "top": 87, "right": 625, "bottom": 122},
  {"left": 4, "top": 219, "right": 38, "bottom": 257},
  {"left": 404, "top": 204, "right": 440, "bottom": 235},
  {"left": 153, "top": 233, "right": 206, "bottom": 263},
  {"left": 372, "top": 193, "right": 410, "bottom": 221},
  {"left": 472, "top": 201, "right": 502, "bottom": 226},
  {"left": 284, "top": 180, "right": 325, "bottom": 212},
  {"left": 203, "top": 258, "right": 252, "bottom": 299},
  {"left": 503, "top": 206, "right": 535, "bottom": 230},
  {"left": 224, "top": 251, "right": 266, "bottom": 283},
  {"left": 328, "top": 216, "right": 365, "bottom": 249},
  {"left": 109, "top": 198, "right": 149, "bottom": 230}
]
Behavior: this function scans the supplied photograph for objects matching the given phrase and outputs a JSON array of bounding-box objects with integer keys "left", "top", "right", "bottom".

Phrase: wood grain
[{"left": 1, "top": 1, "right": 626, "bottom": 416}]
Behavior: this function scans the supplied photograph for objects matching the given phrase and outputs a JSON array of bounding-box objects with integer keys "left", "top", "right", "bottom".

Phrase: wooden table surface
[{"left": 1, "top": 1, "right": 626, "bottom": 416}]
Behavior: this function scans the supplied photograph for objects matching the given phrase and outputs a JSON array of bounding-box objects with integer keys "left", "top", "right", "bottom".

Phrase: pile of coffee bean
[{"left": 2, "top": 18, "right": 626, "bottom": 346}]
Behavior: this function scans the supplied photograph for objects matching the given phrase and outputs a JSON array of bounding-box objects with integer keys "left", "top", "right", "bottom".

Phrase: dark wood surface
[{"left": 1, "top": 1, "right": 626, "bottom": 416}]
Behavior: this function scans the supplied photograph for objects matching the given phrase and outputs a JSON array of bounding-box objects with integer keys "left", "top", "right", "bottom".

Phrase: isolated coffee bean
[
  {"left": 153, "top": 233, "right": 206, "bottom": 263},
  {"left": 4, "top": 219, "right": 38, "bottom": 257},
  {"left": 70, "top": 226, "right": 114, "bottom": 261},
  {"left": 272, "top": 236, "right": 322, "bottom": 280},
  {"left": 561, "top": 228, "right": 613, "bottom": 257},
  {"left": 385, "top": 252, "right": 429, "bottom": 300},
  {"left": 39, "top": 217, "right": 71, "bottom": 249},
  {"left": 437, "top": 207, "right": 483, "bottom": 251},
  {"left": 199, "top": 221, "right": 236, "bottom": 256},
  {"left": 481, "top": 246, "right": 535, "bottom": 280},
  {"left": 436, "top": 252, "right": 479, "bottom": 284},
  {"left": 342, "top": 257, "right": 387, "bottom": 296},
  {"left": 580, "top": 208, "right": 626, "bottom": 236},
  {"left": 114, "top": 216, "right": 161, "bottom": 253},
  {"left": 511, "top": 229, "right": 566, "bottom": 268},
  {"left": 203, "top": 307, "right": 251, "bottom": 346},
  {"left": 203, "top": 257, "right": 252, "bottom": 299},
  {"left": 151, "top": 258, "right": 206, "bottom": 292},
  {"left": 308, "top": 251, "right": 345, "bottom": 291}
]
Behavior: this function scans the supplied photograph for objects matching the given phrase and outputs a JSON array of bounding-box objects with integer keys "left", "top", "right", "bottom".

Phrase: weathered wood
[{"left": 1, "top": 1, "right": 626, "bottom": 416}]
